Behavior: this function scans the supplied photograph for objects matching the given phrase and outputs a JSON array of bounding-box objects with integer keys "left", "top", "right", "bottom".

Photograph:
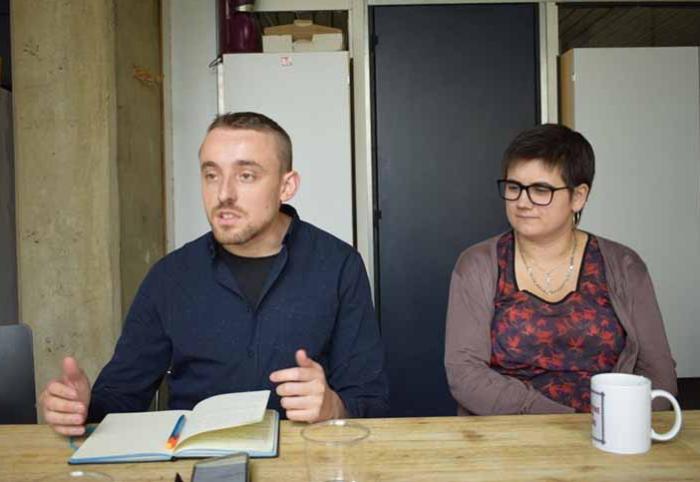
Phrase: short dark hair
[
  {"left": 207, "top": 112, "right": 293, "bottom": 172},
  {"left": 502, "top": 124, "right": 595, "bottom": 224}
]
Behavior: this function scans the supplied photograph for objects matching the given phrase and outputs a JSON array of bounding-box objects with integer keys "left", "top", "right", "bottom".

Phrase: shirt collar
[{"left": 207, "top": 204, "right": 299, "bottom": 259}]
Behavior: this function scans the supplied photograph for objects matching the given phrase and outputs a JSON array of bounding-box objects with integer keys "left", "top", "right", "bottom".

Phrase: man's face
[{"left": 199, "top": 127, "right": 293, "bottom": 250}]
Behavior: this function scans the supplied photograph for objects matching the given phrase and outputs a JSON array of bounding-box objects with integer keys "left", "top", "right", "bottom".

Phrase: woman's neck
[{"left": 516, "top": 227, "right": 578, "bottom": 265}]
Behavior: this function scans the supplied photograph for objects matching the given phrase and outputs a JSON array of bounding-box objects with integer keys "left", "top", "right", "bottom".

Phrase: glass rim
[
  {"left": 37, "top": 471, "right": 114, "bottom": 481},
  {"left": 301, "top": 419, "right": 370, "bottom": 445}
]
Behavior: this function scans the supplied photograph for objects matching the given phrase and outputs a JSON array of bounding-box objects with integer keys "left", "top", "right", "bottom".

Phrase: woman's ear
[
  {"left": 280, "top": 170, "right": 300, "bottom": 203},
  {"left": 572, "top": 183, "right": 590, "bottom": 213}
]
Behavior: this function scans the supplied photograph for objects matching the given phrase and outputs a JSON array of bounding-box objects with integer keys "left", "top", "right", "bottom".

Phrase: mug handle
[{"left": 650, "top": 389, "right": 683, "bottom": 442}]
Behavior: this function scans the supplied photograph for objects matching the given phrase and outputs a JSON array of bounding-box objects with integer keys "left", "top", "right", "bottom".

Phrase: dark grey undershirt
[{"left": 221, "top": 249, "right": 279, "bottom": 307}]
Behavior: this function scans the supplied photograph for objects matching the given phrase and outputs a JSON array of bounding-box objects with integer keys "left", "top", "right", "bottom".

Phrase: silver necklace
[{"left": 518, "top": 232, "right": 578, "bottom": 296}]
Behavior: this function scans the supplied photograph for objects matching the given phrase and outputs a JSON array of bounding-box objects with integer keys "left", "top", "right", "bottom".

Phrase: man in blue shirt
[{"left": 39, "top": 112, "right": 388, "bottom": 435}]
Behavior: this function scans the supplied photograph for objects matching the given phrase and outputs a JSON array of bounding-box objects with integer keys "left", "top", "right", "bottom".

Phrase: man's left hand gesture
[{"left": 269, "top": 349, "right": 347, "bottom": 422}]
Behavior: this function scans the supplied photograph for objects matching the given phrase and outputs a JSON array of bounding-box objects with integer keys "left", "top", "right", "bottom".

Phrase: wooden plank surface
[{"left": 1, "top": 412, "right": 697, "bottom": 482}]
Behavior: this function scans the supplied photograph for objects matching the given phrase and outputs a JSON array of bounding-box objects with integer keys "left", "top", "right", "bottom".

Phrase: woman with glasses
[{"left": 444, "top": 124, "right": 677, "bottom": 415}]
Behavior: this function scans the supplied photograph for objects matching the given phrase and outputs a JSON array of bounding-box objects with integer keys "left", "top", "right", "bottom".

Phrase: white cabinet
[
  {"left": 219, "top": 52, "right": 353, "bottom": 245},
  {"left": 561, "top": 47, "right": 700, "bottom": 377}
]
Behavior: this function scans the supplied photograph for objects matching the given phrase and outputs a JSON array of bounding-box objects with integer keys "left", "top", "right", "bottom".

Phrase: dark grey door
[{"left": 371, "top": 4, "right": 540, "bottom": 417}]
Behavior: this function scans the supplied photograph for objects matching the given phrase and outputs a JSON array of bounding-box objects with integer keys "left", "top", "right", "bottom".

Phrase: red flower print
[
  {"left": 596, "top": 352, "right": 608, "bottom": 368},
  {"left": 556, "top": 321, "right": 568, "bottom": 336},
  {"left": 507, "top": 309, "right": 519, "bottom": 323},
  {"left": 568, "top": 336, "right": 585, "bottom": 352},
  {"left": 600, "top": 331, "right": 616, "bottom": 349},
  {"left": 506, "top": 335, "right": 522, "bottom": 352},
  {"left": 549, "top": 352, "right": 564, "bottom": 369},
  {"left": 521, "top": 307, "right": 535, "bottom": 320},
  {"left": 491, "top": 233, "right": 624, "bottom": 413},
  {"left": 559, "top": 383, "right": 574, "bottom": 395},
  {"left": 581, "top": 280, "right": 598, "bottom": 295},
  {"left": 514, "top": 291, "right": 528, "bottom": 303},
  {"left": 584, "top": 263, "right": 600, "bottom": 276},
  {"left": 536, "top": 330, "right": 553, "bottom": 345}
]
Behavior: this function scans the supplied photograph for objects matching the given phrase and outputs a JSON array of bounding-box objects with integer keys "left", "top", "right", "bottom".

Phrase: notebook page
[
  {"left": 178, "top": 390, "right": 270, "bottom": 443},
  {"left": 71, "top": 410, "right": 187, "bottom": 462},
  {"left": 175, "top": 410, "right": 277, "bottom": 456}
]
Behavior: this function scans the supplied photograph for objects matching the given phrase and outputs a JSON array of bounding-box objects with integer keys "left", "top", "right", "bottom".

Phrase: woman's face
[{"left": 504, "top": 159, "right": 588, "bottom": 240}]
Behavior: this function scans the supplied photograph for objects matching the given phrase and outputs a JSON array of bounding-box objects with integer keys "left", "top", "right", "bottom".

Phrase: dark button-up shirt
[{"left": 89, "top": 205, "right": 389, "bottom": 421}]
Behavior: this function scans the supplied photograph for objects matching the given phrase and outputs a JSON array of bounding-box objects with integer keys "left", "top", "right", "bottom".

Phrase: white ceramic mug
[{"left": 590, "top": 373, "right": 682, "bottom": 454}]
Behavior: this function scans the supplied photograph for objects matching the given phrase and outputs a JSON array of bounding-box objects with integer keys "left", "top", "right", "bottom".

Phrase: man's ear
[{"left": 280, "top": 170, "right": 300, "bottom": 202}]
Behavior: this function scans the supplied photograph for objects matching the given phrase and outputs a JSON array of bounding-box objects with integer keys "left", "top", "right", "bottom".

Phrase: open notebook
[{"left": 69, "top": 390, "right": 279, "bottom": 464}]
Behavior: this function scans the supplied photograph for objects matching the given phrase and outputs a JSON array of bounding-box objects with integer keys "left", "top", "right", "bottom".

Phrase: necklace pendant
[{"left": 517, "top": 231, "right": 579, "bottom": 297}]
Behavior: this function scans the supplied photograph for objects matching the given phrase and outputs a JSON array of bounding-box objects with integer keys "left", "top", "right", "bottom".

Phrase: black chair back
[{"left": 0, "top": 323, "right": 37, "bottom": 423}]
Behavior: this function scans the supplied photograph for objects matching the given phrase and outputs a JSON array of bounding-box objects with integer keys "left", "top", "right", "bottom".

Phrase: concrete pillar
[
  {"left": 11, "top": 1, "right": 122, "bottom": 400},
  {"left": 114, "top": 0, "right": 164, "bottom": 316}
]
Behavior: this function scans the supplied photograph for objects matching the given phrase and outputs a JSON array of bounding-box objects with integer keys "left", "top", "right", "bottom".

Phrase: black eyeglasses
[{"left": 496, "top": 179, "right": 569, "bottom": 206}]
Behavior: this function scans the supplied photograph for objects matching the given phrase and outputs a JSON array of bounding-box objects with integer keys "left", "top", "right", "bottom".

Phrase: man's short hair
[{"left": 207, "top": 112, "right": 293, "bottom": 172}]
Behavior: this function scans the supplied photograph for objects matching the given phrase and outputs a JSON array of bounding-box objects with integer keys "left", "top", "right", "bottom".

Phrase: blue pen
[{"left": 166, "top": 414, "right": 186, "bottom": 449}]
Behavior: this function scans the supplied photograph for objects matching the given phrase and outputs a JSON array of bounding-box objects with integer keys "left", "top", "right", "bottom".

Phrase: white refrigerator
[{"left": 218, "top": 52, "right": 353, "bottom": 245}]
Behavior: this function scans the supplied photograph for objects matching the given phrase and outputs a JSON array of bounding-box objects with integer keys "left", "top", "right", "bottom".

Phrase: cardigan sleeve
[
  {"left": 444, "top": 247, "right": 574, "bottom": 415},
  {"left": 626, "top": 256, "right": 678, "bottom": 410}
]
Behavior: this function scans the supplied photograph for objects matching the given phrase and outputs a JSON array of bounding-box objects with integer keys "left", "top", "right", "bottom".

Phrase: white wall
[
  {"left": 0, "top": 88, "right": 17, "bottom": 323},
  {"left": 566, "top": 47, "right": 700, "bottom": 377},
  {"left": 167, "top": 0, "right": 218, "bottom": 249}
]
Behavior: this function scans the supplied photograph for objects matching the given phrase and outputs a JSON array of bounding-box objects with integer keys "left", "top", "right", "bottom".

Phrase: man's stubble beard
[{"left": 210, "top": 211, "right": 277, "bottom": 248}]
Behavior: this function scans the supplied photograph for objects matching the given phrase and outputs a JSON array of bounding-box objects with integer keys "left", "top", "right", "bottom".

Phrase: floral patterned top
[{"left": 490, "top": 231, "right": 627, "bottom": 412}]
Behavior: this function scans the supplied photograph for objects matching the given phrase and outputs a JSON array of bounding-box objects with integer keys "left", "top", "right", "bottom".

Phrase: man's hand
[
  {"left": 39, "top": 356, "right": 92, "bottom": 436},
  {"left": 269, "top": 349, "right": 347, "bottom": 422}
]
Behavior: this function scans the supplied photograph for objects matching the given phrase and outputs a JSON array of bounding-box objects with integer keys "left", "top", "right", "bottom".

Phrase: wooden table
[{"left": 1, "top": 412, "right": 698, "bottom": 481}]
